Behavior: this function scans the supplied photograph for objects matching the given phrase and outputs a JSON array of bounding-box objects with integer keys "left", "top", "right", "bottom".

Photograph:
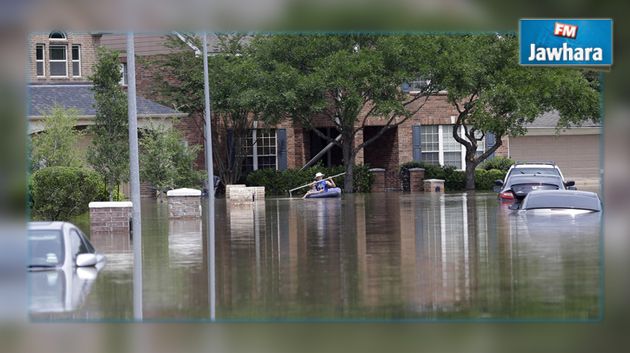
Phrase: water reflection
[{"left": 34, "top": 193, "right": 600, "bottom": 321}]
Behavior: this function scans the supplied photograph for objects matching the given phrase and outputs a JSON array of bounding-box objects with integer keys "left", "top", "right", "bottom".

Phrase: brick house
[
  {"left": 27, "top": 32, "right": 186, "bottom": 195},
  {"left": 99, "top": 34, "right": 600, "bottom": 189}
]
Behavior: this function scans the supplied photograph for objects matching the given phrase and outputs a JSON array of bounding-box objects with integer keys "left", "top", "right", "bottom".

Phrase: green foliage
[
  {"left": 250, "top": 34, "right": 440, "bottom": 192},
  {"left": 140, "top": 124, "right": 205, "bottom": 195},
  {"left": 31, "top": 106, "right": 84, "bottom": 171},
  {"left": 31, "top": 167, "right": 102, "bottom": 221},
  {"left": 431, "top": 35, "right": 599, "bottom": 189},
  {"left": 478, "top": 156, "right": 515, "bottom": 171},
  {"left": 88, "top": 47, "right": 129, "bottom": 201},
  {"left": 399, "top": 161, "right": 505, "bottom": 191},
  {"left": 246, "top": 164, "right": 373, "bottom": 195},
  {"left": 475, "top": 169, "right": 507, "bottom": 191}
]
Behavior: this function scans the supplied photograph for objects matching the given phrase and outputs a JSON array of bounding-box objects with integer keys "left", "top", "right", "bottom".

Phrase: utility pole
[
  {"left": 202, "top": 32, "right": 216, "bottom": 321},
  {"left": 127, "top": 32, "right": 143, "bottom": 321}
]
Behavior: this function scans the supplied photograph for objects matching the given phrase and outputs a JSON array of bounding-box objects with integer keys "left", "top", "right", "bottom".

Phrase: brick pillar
[
  {"left": 167, "top": 188, "right": 202, "bottom": 218},
  {"left": 369, "top": 168, "right": 386, "bottom": 192},
  {"left": 424, "top": 179, "right": 445, "bottom": 192},
  {"left": 409, "top": 168, "right": 426, "bottom": 192},
  {"left": 89, "top": 201, "right": 132, "bottom": 235}
]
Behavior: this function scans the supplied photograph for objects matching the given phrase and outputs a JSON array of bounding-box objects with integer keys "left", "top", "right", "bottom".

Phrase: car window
[
  {"left": 511, "top": 168, "right": 560, "bottom": 176},
  {"left": 78, "top": 230, "right": 95, "bottom": 253},
  {"left": 69, "top": 229, "right": 89, "bottom": 259},
  {"left": 524, "top": 193, "right": 601, "bottom": 211},
  {"left": 28, "top": 230, "right": 64, "bottom": 267}
]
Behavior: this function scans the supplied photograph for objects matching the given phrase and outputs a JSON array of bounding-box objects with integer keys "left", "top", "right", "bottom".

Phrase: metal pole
[
  {"left": 202, "top": 32, "right": 216, "bottom": 321},
  {"left": 127, "top": 32, "right": 143, "bottom": 321}
]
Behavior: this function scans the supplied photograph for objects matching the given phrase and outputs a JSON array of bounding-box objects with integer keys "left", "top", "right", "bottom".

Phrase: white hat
[{"left": 314, "top": 172, "right": 324, "bottom": 178}]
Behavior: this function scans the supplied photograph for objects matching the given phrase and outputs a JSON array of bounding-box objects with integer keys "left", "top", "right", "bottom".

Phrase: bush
[
  {"left": 399, "top": 162, "right": 507, "bottom": 191},
  {"left": 31, "top": 167, "right": 103, "bottom": 221},
  {"left": 478, "top": 156, "right": 515, "bottom": 171},
  {"left": 246, "top": 164, "right": 373, "bottom": 195},
  {"left": 475, "top": 169, "right": 506, "bottom": 190}
]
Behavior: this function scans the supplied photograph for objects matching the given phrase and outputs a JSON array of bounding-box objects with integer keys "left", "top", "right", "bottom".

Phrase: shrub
[
  {"left": 478, "top": 156, "right": 515, "bottom": 171},
  {"left": 31, "top": 167, "right": 103, "bottom": 221},
  {"left": 400, "top": 162, "right": 506, "bottom": 191},
  {"left": 246, "top": 164, "right": 373, "bottom": 195}
]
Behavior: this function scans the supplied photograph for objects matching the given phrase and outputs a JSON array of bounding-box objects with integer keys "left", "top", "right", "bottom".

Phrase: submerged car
[
  {"left": 503, "top": 161, "right": 576, "bottom": 189},
  {"left": 513, "top": 190, "right": 602, "bottom": 214},
  {"left": 28, "top": 222, "right": 105, "bottom": 269},
  {"left": 496, "top": 174, "right": 568, "bottom": 202}
]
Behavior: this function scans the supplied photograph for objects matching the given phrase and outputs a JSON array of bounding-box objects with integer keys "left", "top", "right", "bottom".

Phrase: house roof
[
  {"left": 526, "top": 111, "right": 601, "bottom": 128},
  {"left": 28, "top": 83, "right": 185, "bottom": 117}
]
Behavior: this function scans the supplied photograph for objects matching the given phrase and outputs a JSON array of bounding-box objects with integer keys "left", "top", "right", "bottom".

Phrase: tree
[
  {"left": 250, "top": 34, "right": 439, "bottom": 192},
  {"left": 432, "top": 35, "right": 600, "bottom": 189},
  {"left": 153, "top": 34, "right": 280, "bottom": 184},
  {"left": 31, "top": 105, "right": 84, "bottom": 171},
  {"left": 139, "top": 124, "right": 204, "bottom": 198},
  {"left": 88, "top": 47, "right": 129, "bottom": 201}
]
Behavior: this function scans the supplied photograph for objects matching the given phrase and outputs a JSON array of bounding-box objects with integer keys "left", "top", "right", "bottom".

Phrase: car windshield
[
  {"left": 523, "top": 193, "right": 601, "bottom": 211},
  {"left": 511, "top": 183, "right": 560, "bottom": 193},
  {"left": 28, "top": 230, "right": 64, "bottom": 267},
  {"left": 512, "top": 167, "right": 560, "bottom": 176}
]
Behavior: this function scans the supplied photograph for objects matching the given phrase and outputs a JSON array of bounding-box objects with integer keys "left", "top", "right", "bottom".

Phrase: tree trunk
[
  {"left": 464, "top": 149, "right": 477, "bottom": 190},
  {"left": 342, "top": 138, "right": 355, "bottom": 193}
]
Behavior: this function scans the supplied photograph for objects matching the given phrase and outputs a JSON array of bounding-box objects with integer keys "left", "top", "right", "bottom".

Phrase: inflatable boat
[{"left": 305, "top": 187, "right": 342, "bottom": 199}]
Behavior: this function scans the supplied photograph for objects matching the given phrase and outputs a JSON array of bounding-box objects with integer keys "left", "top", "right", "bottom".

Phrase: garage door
[{"left": 509, "top": 134, "right": 600, "bottom": 179}]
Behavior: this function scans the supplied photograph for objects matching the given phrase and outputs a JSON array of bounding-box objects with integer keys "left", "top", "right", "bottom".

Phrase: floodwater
[{"left": 29, "top": 192, "right": 601, "bottom": 321}]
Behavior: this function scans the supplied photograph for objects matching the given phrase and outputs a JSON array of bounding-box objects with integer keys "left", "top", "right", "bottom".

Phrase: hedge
[
  {"left": 478, "top": 156, "right": 515, "bottom": 171},
  {"left": 31, "top": 166, "right": 106, "bottom": 221},
  {"left": 246, "top": 164, "right": 373, "bottom": 195},
  {"left": 399, "top": 161, "right": 506, "bottom": 191}
]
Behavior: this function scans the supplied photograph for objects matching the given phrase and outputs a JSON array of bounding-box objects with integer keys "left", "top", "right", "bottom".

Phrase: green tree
[
  {"left": 140, "top": 124, "right": 204, "bottom": 198},
  {"left": 88, "top": 47, "right": 129, "bottom": 201},
  {"left": 31, "top": 106, "right": 84, "bottom": 171},
  {"left": 432, "top": 35, "right": 599, "bottom": 189},
  {"left": 250, "top": 34, "right": 439, "bottom": 192},
  {"left": 153, "top": 34, "right": 280, "bottom": 184}
]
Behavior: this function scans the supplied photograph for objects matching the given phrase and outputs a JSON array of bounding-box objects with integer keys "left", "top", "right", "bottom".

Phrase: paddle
[{"left": 288, "top": 172, "right": 346, "bottom": 197}]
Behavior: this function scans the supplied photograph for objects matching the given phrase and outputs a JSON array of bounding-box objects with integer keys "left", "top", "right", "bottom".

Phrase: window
[
  {"left": 49, "top": 31, "right": 67, "bottom": 41},
  {"left": 49, "top": 45, "right": 67, "bottom": 77},
  {"left": 35, "top": 44, "right": 45, "bottom": 77},
  {"left": 119, "top": 63, "right": 128, "bottom": 86},
  {"left": 243, "top": 129, "right": 277, "bottom": 172},
  {"left": 420, "top": 125, "right": 439, "bottom": 165},
  {"left": 421, "top": 125, "right": 485, "bottom": 170},
  {"left": 69, "top": 229, "right": 89, "bottom": 261},
  {"left": 71, "top": 45, "right": 81, "bottom": 77}
]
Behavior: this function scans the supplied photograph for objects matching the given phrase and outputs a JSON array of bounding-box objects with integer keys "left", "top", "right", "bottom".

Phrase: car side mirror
[
  {"left": 494, "top": 179, "right": 504, "bottom": 187},
  {"left": 564, "top": 180, "right": 575, "bottom": 187},
  {"left": 508, "top": 203, "right": 520, "bottom": 210},
  {"left": 76, "top": 253, "right": 97, "bottom": 267}
]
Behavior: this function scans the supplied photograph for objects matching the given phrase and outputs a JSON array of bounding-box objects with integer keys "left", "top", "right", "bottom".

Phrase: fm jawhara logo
[{"left": 519, "top": 19, "right": 613, "bottom": 66}]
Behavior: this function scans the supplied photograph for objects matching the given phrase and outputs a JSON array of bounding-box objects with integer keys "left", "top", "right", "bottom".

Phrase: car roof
[
  {"left": 512, "top": 164, "right": 557, "bottom": 169},
  {"left": 28, "top": 221, "right": 68, "bottom": 231}
]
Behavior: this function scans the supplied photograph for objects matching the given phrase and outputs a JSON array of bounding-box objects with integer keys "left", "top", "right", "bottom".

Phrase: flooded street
[{"left": 30, "top": 192, "right": 601, "bottom": 321}]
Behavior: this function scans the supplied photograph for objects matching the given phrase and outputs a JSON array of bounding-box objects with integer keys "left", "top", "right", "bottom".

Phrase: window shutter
[
  {"left": 412, "top": 125, "right": 422, "bottom": 161},
  {"left": 277, "top": 128, "right": 288, "bottom": 170},
  {"left": 485, "top": 132, "right": 496, "bottom": 159}
]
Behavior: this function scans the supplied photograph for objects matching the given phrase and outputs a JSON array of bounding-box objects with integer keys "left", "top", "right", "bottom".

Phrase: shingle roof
[
  {"left": 526, "top": 111, "right": 601, "bottom": 128},
  {"left": 28, "top": 83, "right": 184, "bottom": 117}
]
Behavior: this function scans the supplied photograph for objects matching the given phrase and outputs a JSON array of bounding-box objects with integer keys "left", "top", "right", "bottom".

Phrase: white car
[
  {"left": 502, "top": 161, "right": 575, "bottom": 189},
  {"left": 28, "top": 221, "right": 105, "bottom": 269}
]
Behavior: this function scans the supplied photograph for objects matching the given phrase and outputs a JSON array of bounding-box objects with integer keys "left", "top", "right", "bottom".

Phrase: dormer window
[{"left": 49, "top": 31, "right": 67, "bottom": 41}]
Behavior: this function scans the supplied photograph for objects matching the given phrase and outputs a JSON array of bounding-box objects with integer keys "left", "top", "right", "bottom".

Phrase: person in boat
[{"left": 303, "top": 172, "right": 336, "bottom": 198}]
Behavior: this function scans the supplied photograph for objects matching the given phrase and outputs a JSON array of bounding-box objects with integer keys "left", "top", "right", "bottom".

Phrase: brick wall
[{"left": 29, "top": 32, "right": 101, "bottom": 83}]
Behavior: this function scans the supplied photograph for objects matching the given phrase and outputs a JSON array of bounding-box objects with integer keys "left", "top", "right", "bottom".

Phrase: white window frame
[
  {"left": 49, "top": 45, "right": 67, "bottom": 78},
  {"left": 119, "top": 63, "right": 128, "bottom": 86},
  {"left": 49, "top": 31, "right": 67, "bottom": 42},
  {"left": 35, "top": 44, "right": 45, "bottom": 77},
  {"left": 245, "top": 125, "right": 278, "bottom": 171},
  {"left": 424, "top": 125, "right": 486, "bottom": 170},
  {"left": 71, "top": 44, "right": 81, "bottom": 77}
]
